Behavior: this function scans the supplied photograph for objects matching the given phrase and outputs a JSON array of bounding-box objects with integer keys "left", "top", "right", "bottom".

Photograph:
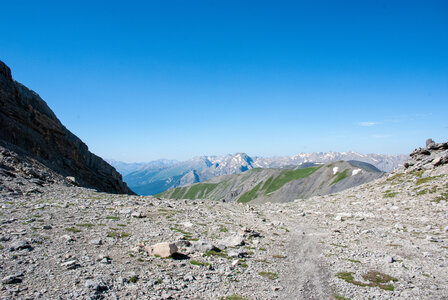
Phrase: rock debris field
[{"left": 1, "top": 141, "right": 448, "bottom": 299}]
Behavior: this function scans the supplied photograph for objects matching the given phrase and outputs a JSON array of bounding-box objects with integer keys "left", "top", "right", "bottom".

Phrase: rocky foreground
[{"left": 0, "top": 141, "right": 447, "bottom": 299}]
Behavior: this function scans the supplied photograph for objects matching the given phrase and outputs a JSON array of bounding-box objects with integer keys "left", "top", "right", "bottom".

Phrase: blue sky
[{"left": 1, "top": 0, "right": 447, "bottom": 162}]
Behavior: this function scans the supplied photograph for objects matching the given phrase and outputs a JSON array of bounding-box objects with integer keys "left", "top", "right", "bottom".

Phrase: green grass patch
[
  {"left": 259, "top": 271, "right": 278, "bottom": 280},
  {"left": 330, "top": 243, "right": 348, "bottom": 248},
  {"left": 263, "top": 166, "right": 321, "bottom": 194},
  {"left": 168, "top": 186, "right": 187, "bottom": 199},
  {"left": 190, "top": 260, "right": 211, "bottom": 266},
  {"left": 237, "top": 182, "right": 262, "bottom": 203},
  {"left": 336, "top": 271, "right": 397, "bottom": 291},
  {"left": 331, "top": 169, "right": 349, "bottom": 185},
  {"left": 344, "top": 258, "right": 361, "bottom": 263},
  {"left": 107, "top": 232, "right": 131, "bottom": 238},
  {"left": 77, "top": 223, "right": 94, "bottom": 228},
  {"left": 169, "top": 227, "right": 191, "bottom": 235},
  {"left": 105, "top": 216, "right": 120, "bottom": 221},
  {"left": 383, "top": 191, "right": 399, "bottom": 198},
  {"left": 183, "top": 183, "right": 219, "bottom": 199},
  {"left": 205, "top": 250, "right": 231, "bottom": 260},
  {"left": 434, "top": 192, "right": 448, "bottom": 203},
  {"left": 416, "top": 189, "right": 428, "bottom": 196},
  {"left": 386, "top": 172, "right": 406, "bottom": 184},
  {"left": 334, "top": 295, "right": 350, "bottom": 300},
  {"left": 65, "top": 227, "right": 81, "bottom": 233},
  {"left": 220, "top": 295, "right": 249, "bottom": 300},
  {"left": 416, "top": 175, "right": 443, "bottom": 185}
]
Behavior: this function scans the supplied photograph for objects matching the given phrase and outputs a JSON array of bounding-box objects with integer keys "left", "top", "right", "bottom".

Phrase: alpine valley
[{"left": 109, "top": 152, "right": 407, "bottom": 196}]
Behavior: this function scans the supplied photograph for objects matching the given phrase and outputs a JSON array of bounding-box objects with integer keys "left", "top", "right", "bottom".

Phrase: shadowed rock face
[{"left": 0, "top": 60, "right": 134, "bottom": 194}]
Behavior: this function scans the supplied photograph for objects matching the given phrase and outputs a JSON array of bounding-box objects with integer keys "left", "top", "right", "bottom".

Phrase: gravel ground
[{"left": 0, "top": 141, "right": 447, "bottom": 299}]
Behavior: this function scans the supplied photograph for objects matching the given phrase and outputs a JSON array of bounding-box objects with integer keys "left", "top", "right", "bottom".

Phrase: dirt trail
[{"left": 264, "top": 209, "right": 332, "bottom": 299}]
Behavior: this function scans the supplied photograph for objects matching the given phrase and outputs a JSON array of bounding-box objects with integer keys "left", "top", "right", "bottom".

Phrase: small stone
[
  {"left": 146, "top": 242, "right": 178, "bottom": 258},
  {"left": 61, "top": 260, "right": 79, "bottom": 269},
  {"left": 427, "top": 236, "right": 439, "bottom": 242},
  {"left": 100, "top": 257, "right": 111, "bottom": 264},
  {"left": 228, "top": 250, "right": 248, "bottom": 258},
  {"left": 2, "top": 273, "right": 23, "bottom": 284},
  {"left": 386, "top": 256, "right": 395, "bottom": 263},
  {"left": 220, "top": 234, "right": 245, "bottom": 247},
  {"left": 394, "top": 223, "right": 404, "bottom": 230},
  {"left": 231, "top": 259, "right": 240, "bottom": 267},
  {"left": 131, "top": 211, "right": 144, "bottom": 218},
  {"left": 444, "top": 226, "right": 448, "bottom": 233},
  {"left": 181, "top": 221, "right": 194, "bottom": 228},
  {"left": 85, "top": 279, "right": 98, "bottom": 289},
  {"left": 42, "top": 225, "right": 52, "bottom": 230},
  {"left": 9, "top": 240, "right": 32, "bottom": 251},
  {"left": 190, "top": 240, "right": 218, "bottom": 253},
  {"left": 60, "top": 235, "right": 73, "bottom": 242},
  {"left": 183, "top": 273, "right": 195, "bottom": 282},
  {"left": 90, "top": 239, "right": 102, "bottom": 245},
  {"left": 426, "top": 138, "right": 435, "bottom": 148},
  {"left": 66, "top": 176, "right": 77, "bottom": 184}
]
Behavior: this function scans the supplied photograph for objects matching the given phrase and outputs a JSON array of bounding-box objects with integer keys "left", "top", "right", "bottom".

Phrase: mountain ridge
[
  {"left": 111, "top": 151, "right": 406, "bottom": 195},
  {"left": 157, "top": 160, "right": 384, "bottom": 202}
]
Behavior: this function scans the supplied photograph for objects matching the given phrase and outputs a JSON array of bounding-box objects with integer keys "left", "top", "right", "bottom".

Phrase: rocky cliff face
[{"left": 0, "top": 60, "right": 134, "bottom": 194}]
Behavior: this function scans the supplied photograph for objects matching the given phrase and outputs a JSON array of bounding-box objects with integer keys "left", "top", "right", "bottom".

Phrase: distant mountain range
[
  {"left": 107, "top": 151, "right": 406, "bottom": 196},
  {"left": 157, "top": 160, "right": 384, "bottom": 203}
]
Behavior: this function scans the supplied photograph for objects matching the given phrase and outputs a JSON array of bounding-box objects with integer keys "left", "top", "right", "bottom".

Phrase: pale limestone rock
[{"left": 146, "top": 242, "right": 178, "bottom": 258}]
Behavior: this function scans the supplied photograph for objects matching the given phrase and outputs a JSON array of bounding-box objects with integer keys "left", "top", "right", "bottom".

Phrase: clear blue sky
[{"left": 1, "top": 0, "right": 447, "bottom": 162}]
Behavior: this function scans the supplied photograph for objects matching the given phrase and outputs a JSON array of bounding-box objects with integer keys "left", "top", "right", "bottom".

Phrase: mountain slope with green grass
[{"left": 157, "top": 161, "right": 384, "bottom": 203}]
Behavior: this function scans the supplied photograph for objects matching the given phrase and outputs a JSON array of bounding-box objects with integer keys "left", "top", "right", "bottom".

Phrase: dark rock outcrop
[
  {"left": 0, "top": 60, "right": 134, "bottom": 194},
  {"left": 405, "top": 139, "right": 448, "bottom": 171}
]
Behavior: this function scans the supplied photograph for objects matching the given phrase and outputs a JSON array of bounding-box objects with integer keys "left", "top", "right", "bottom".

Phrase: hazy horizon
[
  {"left": 1, "top": 1, "right": 447, "bottom": 162},
  {"left": 106, "top": 149, "right": 409, "bottom": 164}
]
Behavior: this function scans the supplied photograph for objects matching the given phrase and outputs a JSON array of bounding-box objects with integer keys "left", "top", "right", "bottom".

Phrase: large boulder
[{"left": 145, "top": 242, "right": 178, "bottom": 258}]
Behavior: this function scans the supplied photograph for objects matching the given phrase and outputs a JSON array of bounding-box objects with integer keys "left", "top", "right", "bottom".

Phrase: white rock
[
  {"left": 181, "top": 221, "right": 194, "bottom": 228},
  {"left": 220, "top": 234, "right": 245, "bottom": 247},
  {"left": 146, "top": 242, "right": 178, "bottom": 258},
  {"left": 131, "top": 211, "right": 144, "bottom": 218}
]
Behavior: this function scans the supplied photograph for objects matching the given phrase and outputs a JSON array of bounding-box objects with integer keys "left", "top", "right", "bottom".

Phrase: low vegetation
[
  {"left": 263, "top": 167, "right": 321, "bottom": 195},
  {"left": 107, "top": 232, "right": 131, "bottom": 238},
  {"left": 190, "top": 260, "right": 211, "bottom": 267},
  {"left": 336, "top": 271, "right": 397, "bottom": 291},
  {"left": 220, "top": 295, "right": 249, "bottom": 300},
  {"left": 237, "top": 182, "right": 262, "bottom": 203},
  {"left": 383, "top": 191, "right": 399, "bottom": 198},
  {"left": 331, "top": 169, "right": 349, "bottom": 185},
  {"left": 258, "top": 271, "right": 278, "bottom": 280}
]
